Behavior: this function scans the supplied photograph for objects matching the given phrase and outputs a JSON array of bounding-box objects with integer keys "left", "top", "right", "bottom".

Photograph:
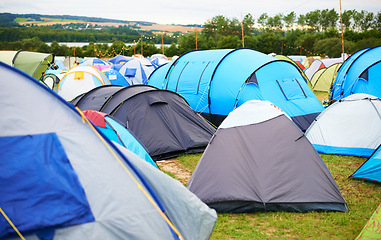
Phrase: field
[
  {"left": 156, "top": 92, "right": 381, "bottom": 239},
  {"left": 16, "top": 17, "right": 196, "bottom": 33}
]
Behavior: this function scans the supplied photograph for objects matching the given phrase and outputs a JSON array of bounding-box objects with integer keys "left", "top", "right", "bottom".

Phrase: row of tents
[{"left": 0, "top": 46, "right": 380, "bottom": 238}]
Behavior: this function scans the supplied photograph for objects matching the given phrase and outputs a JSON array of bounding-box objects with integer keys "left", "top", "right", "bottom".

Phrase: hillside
[{"left": 2, "top": 13, "right": 198, "bottom": 33}]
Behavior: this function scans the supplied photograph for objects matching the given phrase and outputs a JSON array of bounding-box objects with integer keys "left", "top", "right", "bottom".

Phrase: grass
[{"left": 168, "top": 153, "right": 381, "bottom": 239}]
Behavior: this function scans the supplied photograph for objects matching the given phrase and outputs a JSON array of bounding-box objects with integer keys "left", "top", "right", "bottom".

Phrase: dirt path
[{"left": 156, "top": 159, "right": 191, "bottom": 185}]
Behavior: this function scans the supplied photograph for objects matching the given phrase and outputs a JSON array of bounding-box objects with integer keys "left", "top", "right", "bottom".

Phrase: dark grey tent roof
[
  {"left": 73, "top": 85, "right": 216, "bottom": 161},
  {"left": 110, "top": 89, "right": 216, "bottom": 160},
  {"left": 70, "top": 85, "right": 126, "bottom": 110},
  {"left": 187, "top": 100, "right": 348, "bottom": 213}
]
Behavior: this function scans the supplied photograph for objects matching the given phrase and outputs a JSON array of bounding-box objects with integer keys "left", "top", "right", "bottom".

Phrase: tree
[
  {"left": 284, "top": 12, "right": 296, "bottom": 29},
  {"left": 342, "top": 10, "right": 353, "bottom": 29},
  {"left": 313, "top": 37, "right": 347, "bottom": 57},
  {"left": 305, "top": 10, "right": 321, "bottom": 30},
  {"left": 297, "top": 14, "right": 306, "bottom": 28},
  {"left": 257, "top": 13, "right": 268, "bottom": 28},
  {"left": 242, "top": 13, "right": 255, "bottom": 36},
  {"left": 376, "top": 12, "right": 381, "bottom": 30}
]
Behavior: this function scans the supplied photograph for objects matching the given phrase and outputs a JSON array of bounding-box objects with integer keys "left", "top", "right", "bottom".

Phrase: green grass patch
[{"left": 164, "top": 153, "right": 381, "bottom": 239}]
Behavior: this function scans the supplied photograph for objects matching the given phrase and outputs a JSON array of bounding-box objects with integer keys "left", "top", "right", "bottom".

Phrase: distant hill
[{"left": 0, "top": 12, "right": 199, "bottom": 33}]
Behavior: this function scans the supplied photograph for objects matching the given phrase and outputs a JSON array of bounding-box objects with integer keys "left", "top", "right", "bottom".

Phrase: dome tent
[
  {"left": 0, "top": 61, "right": 217, "bottom": 240},
  {"left": 148, "top": 48, "right": 324, "bottom": 131},
  {"left": 351, "top": 144, "right": 381, "bottom": 183},
  {"left": 73, "top": 85, "right": 216, "bottom": 161},
  {"left": 305, "top": 94, "right": 381, "bottom": 158},
  {"left": 57, "top": 65, "right": 111, "bottom": 101},
  {"left": 187, "top": 100, "right": 348, "bottom": 213}
]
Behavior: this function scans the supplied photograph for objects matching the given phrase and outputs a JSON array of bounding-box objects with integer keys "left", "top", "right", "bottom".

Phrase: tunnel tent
[
  {"left": 310, "top": 62, "right": 342, "bottom": 93},
  {"left": 350, "top": 144, "right": 381, "bottom": 183},
  {"left": 0, "top": 50, "right": 54, "bottom": 80},
  {"left": 149, "top": 48, "right": 324, "bottom": 131},
  {"left": 330, "top": 46, "right": 381, "bottom": 102}
]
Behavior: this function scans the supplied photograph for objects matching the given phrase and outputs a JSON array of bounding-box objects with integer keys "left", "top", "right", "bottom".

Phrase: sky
[{"left": 1, "top": 0, "right": 380, "bottom": 25}]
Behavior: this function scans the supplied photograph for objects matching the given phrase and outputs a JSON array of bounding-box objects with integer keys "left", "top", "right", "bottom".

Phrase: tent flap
[{"left": 0, "top": 133, "right": 94, "bottom": 238}]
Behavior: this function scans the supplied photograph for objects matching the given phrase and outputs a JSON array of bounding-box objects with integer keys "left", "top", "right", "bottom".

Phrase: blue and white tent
[
  {"left": 351, "top": 145, "right": 381, "bottom": 183},
  {"left": 107, "top": 55, "right": 133, "bottom": 65},
  {"left": 0, "top": 62, "right": 217, "bottom": 240},
  {"left": 83, "top": 110, "right": 155, "bottom": 167},
  {"left": 306, "top": 94, "right": 381, "bottom": 157},
  {"left": 116, "top": 58, "right": 155, "bottom": 85},
  {"left": 330, "top": 46, "right": 381, "bottom": 101},
  {"left": 103, "top": 68, "right": 130, "bottom": 86},
  {"left": 148, "top": 48, "right": 324, "bottom": 131},
  {"left": 79, "top": 58, "right": 109, "bottom": 66}
]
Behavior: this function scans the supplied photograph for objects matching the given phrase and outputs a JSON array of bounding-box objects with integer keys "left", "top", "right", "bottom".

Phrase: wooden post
[
  {"left": 339, "top": 0, "right": 345, "bottom": 61},
  {"left": 162, "top": 32, "right": 165, "bottom": 55},
  {"left": 195, "top": 25, "right": 198, "bottom": 50},
  {"left": 141, "top": 33, "right": 143, "bottom": 56},
  {"left": 281, "top": 43, "right": 283, "bottom": 55},
  {"left": 241, "top": 13, "right": 245, "bottom": 48}
]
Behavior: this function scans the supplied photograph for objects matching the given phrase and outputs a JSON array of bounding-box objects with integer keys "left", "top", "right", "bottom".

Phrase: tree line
[{"left": 0, "top": 9, "right": 380, "bottom": 58}]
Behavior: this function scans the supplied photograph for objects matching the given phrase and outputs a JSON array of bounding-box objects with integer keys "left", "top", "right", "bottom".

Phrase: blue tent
[
  {"left": 330, "top": 46, "right": 381, "bottom": 101},
  {"left": 103, "top": 69, "right": 130, "bottom": 86},
  {"left": 83, "top": 110, "right": 156, "bottom": 167},
  {"left": 148, "top": 48, "right": 324, "bottom": 131},
  {"left": 350, "top": 145, "right": 381, "bottom": 183},
  {"left": 107, "top": 55, "right": 132, "bottom": 65}
]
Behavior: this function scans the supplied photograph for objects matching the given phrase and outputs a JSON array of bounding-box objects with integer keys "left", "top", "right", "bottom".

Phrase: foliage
[{"left": 0, "top": 10, "right": 380, "bottom": 58}]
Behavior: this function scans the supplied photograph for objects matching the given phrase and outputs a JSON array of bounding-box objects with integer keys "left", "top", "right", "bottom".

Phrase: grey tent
[
  {"left": 73, "top": 85, "right": 216, "bottom": 161},
  {"left": 187, "top": 100, "right": 348, "bottom": 213},
  {"left": 0, "top": 61, "right": 217, "bottom": 239}
]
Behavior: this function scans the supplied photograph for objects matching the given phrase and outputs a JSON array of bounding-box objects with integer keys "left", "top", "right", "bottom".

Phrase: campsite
[{"left": 1, "top": 8, "right": 381, "bottom": 240}]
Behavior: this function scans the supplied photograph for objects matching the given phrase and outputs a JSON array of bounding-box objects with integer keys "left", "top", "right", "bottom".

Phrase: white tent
[{"left": 306, "top": 93, "right": 381, "bottom": 157}]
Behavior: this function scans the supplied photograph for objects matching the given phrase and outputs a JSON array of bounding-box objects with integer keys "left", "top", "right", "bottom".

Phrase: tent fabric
[
  {"left": 79, "top": 58, "right": 109, "bottom": 66},
  {"left": 330, "top": 46, "right": 381, "bottom": 101},
  {"left": 310, "top": 63, "right": 342, "bottom": 92},
  {"left": 355, "top": 204, "right": 381, "bottom": 239},
  {"left": 0, "top": 133, "right": 94, "bottom": 238},
  {"left": 107, "top": 55, "right": 133, "bottom": 65},
  {"left": 0, "top": 61, "right": 217, "bottom": 240},
  {"left": 73, "top": 85, "right": 215, "bottom": 160},
  {"left": 109, "top": 89, "right": 216, "bottom": 160},
  {"left": 187, "top": 100, "right": 347, "bottom": 213},
  {"left": 72, "top": 85, "right": 157, "bottom": 113},
  {"left": 57, "top": 65, "right": 111, "bottom": 101},
  {"left": 351, "top": 144, "right": 381, "bottom": 183},
  {"left": 148, "top": 48, "right": 324, "bottom": 132},
  {"left": 306, "top": 93, "right": 381, "bottom": 157},
  {"left": 0, "top": 50, "right": 54, "bottom": 80},
  {"left": 83, "top": 110, "right": 157, "bottom": 167},
  {"left": 70, "top": 85, "right": 126, "bottom": 111},
  {"left": 103, "top": 69, "right": 130, "bottom": 86},
  {"left": 115, "top": 58, "right": 155, "bottom": 85}
]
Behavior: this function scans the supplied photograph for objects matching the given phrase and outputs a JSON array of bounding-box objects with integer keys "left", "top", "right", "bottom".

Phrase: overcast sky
[{"left": 1, "top": 0, "right": 380, "bottom": 25}]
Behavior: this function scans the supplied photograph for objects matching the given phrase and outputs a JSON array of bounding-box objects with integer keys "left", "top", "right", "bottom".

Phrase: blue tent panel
[
  {"left": 313, "top": 144, "right": 375, "bottom": 158},
  {"left": 125, "top": 68, "right": 137, "bottom": 77},
  {"left": 351, "top": 146, "right": 381, "bottom": 183},
  {"left": 0, "top": 133, "right": 94, "bottom": 238}
]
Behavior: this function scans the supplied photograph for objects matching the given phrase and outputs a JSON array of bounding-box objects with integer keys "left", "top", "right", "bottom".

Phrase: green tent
[
  {"left": 0, "top": 50, "right": 54, "bottom": 80},
  {"left": 356, "top": 204, "right": 381, "bottom": 239},
  {"left": 310, "top": 63, "right": 342, "bottom": 93}
]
